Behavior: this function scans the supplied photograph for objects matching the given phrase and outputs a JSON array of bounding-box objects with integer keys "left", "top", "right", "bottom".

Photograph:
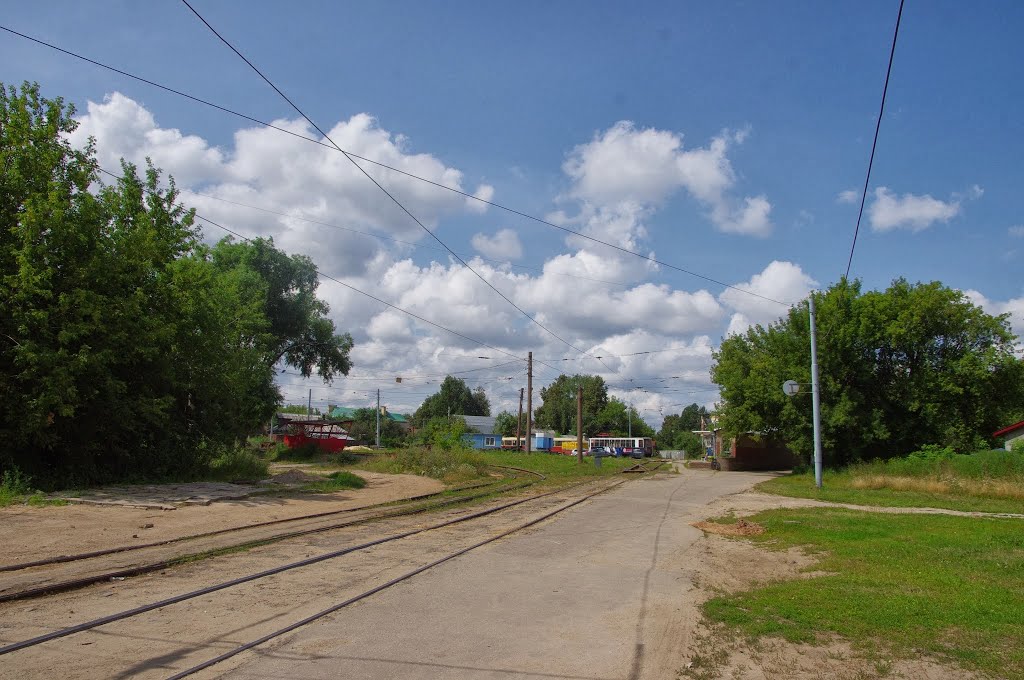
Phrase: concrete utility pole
[
  {"left": 628, "top": 402, "right": 632, "bottom": 438},
  {"left": 576, "top": 386, "right": 583, "bottom": 464},
  {"left": 376, "top": 388, "right": 381, "bottom": 449},
  {"left": 516, "top": 387, "right": 524, "bottom": 451},
  {"left": 526, "top": 351, "right": 533, "bottom": 453},
  {"left": 307, "top": 388, "right": 312, "bottom": 417},
  {"left": 809, "top": 295, "right": 824, "bottom": 488}
]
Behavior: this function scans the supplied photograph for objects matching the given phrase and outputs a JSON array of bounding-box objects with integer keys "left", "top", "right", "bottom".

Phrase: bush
[
  {"left": 852, "top": 447, "right": 1024, "bottom": 481},
  {"left": 208, "top": 446, "right": 270, "bottom": 482},
  {"left": 361, "top": 446, "right": 488, "bottom": 481},
  {"left": 0, "top": 468, "right": 34, "bottom": 505},
  {"left": 302, "top": 470, "right": 366, "bottom": 493}
]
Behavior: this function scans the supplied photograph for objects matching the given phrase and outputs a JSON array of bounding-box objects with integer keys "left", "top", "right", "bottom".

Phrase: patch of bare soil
[
  {"left": 0, "top": 471, "right": 443, "bottom": 567},
  {"left": 691, "top": 518, "right": 765, "bottom": 537},
  {"left": 264, "top": 469, "right": 323, "bottom": 485},
  {"left": 679, "top": 514, "right": 982, "bottom": 680}
]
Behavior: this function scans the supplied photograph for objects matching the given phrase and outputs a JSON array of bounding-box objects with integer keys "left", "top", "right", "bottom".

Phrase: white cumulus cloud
[
  {"left": 471, "top": 229, "right": 523, "bottom": 260},
  {"left": 562, "top": 122, "right": 772, "bottom": 237},
  {"left": 868, "top": 186, "right": 981, "bottom": 233},
  {"left": 837, "top": 189, "right": 860, "bottom": 204}
]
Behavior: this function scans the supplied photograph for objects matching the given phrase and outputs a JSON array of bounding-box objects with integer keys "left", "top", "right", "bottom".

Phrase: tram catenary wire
[
  {"left": 179, "top": 0, "right": 617, "bottom": 375},
  {"left": 0, "top": 23, "right": 791, "bottom": 307}
]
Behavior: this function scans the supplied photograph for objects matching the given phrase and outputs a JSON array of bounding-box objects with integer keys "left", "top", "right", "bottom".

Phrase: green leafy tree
[
  {"left": 712, "top": 278, "right": 1024, "bottom": 467},
  {"left": 279, "top": 404, "right": 320, "bottom": 415},
  {"left": 415, "top": 416, "right": 471, "bottom": 450},
  {"left": 659, "top": 403, "right": 709, "bottom": 446},
  {"left": 534, "top": 374, "right": 609, "bottom": 435},
  {"left": 209, "top": 237, "right": 353, "bottom": 380},
  {"left": 592, "top": 398, "right": 655, "bottom": 437},
  {"left": 414, "top": 376, "right": 490, "bottom": 423},
  {"left": 493, "top": 411, "right": 520, "bottom": 437},
  {"left": 0, "top": 82, "right": 354, "bottom": 486},
  {"left": 344, "top": 408, "right": 406, "bottom": 447}
]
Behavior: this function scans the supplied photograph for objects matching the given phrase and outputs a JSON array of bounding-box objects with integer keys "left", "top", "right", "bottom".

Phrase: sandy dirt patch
[
  {"left": 677, "top": 490, "right": 985, "bottom": 680},
  {"left": 0, "top": 471, "right": 442, "bottom": 567}
]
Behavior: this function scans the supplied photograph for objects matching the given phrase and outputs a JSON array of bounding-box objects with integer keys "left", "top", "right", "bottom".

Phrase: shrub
[
  {"left": 0, "top": 468, "right": 34, "bottom": 505},
  {"left": 208, "top": 446, "right": 270, "bottom": 482},
  {"left": 361, "top": 446, "right": 488, "bottom": 480},
  {"left": 302, "top": 470, "right": 366, "bottom": 493}
]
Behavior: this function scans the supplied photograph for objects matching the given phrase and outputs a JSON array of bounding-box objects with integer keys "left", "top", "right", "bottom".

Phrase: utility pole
[
  {"left": 809, "top": 295, "right": 824, "bottom": 488},
  {"left": 376, "top": 388, "right": 381, "bottom": 449},
  {"left": 576, "top": 386, "right": 583, "bottom": 464},
  {"left": 628, "top": 402, "right": 632, "bottom": 438},
  {"left": 526, "top": 351, "right": 533, "bottom": 453},
  {"left": 307, "top": 388, "right": 312, "bottom": 417},
  {"left": 516, "top": 387, "right": 524, "bottom": 451}
]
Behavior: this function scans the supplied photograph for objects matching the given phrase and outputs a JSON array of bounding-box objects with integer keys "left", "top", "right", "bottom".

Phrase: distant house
[
  {"left": 462, "top": 432, "right": 502, "bottom": 450},
  {"left": 456, "top": 415, "right": 498, "bottom": 434},
  {"left": 994, "top": 421, "right": 1024, "bottom": 451},
  {"left": 695, "top": 429, "right": 797, "bottom": 471}
]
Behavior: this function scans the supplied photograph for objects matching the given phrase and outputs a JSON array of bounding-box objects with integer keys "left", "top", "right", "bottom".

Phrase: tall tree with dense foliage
[
  {"left": 413, "top": 376, "right": 490, "bottom": 423},
  {"left": 209, "top": 237, "right": 353, "bottom": 380},
  {"left": 712, "top": 278, "right": 1024, "bottom": 466},
  {"left": 592, "top": 398, "right": 655, "bottom": 437},
  {"left": 493, "top": 411, "right": 519, "bottom": 437},
  {"left": 534, "top": 374, "right": 609, "bottom": 435},
  {"left": 0, "top": 82, "right": 353, "bottom": 486},
  {"left": 659, "top": 403, "right": 710, "bottom": 444}
]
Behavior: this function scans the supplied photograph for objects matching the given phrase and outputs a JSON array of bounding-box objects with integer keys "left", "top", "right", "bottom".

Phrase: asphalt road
[{"left": 219, "top": 467, "right": 773, "bottom": 680}]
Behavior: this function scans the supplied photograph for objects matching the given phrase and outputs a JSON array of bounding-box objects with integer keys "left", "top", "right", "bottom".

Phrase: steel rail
[
  {"left": 0, "top": 477, "right": 502, "bottom": 574},
  {"left": 0, "top": 477, "right": 592, "bottom": 656},
  {"left": 0, "top": 478, "right": 535, "bottom": 603},
  {"left": 168, "top": 477, "right": 632, "bottom": 679}
]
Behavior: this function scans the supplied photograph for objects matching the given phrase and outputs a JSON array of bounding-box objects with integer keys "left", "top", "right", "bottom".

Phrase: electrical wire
[
  {"left": 182, "top": 189, "right": 632, "bottom": 289},
  {"left": 0, "top": 23, "right": 791, "bottom": 307},
  {"left": 844, "top": 0, "right": 905, "bottom": 280},
  {"left": 96, "top": 167, "right": 528, "bottom": 366},
  {"left": 179, "top": 0, "right": 619, "bottom": 375}
]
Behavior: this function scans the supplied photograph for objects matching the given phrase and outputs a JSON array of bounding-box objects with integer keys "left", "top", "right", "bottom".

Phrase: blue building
[{"left": 461, "top": 432, "right": 502, "bottom": 450}]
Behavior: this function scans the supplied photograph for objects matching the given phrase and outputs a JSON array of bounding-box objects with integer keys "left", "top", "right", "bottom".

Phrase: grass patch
[
  {"left": 701, "top": 508, "right": 1024, "bottom": 676},
  {"left": 356, "top": 446, "right": 490, "bottom": 484},
  {"left": 0, "top": 468, "right": 66, "bottom": 508},
  {"left": 478, "top": 450, "right": 641, "bottom": 483},
  {"left": 759, "top": 449, "right": 1024, "bottom": 514},
  {"left": 300, "top": 471, "right": 367, "bottom": 493}
]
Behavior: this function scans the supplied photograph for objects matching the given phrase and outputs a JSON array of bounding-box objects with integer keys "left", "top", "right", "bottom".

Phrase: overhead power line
[
  {"left": 179, "top": 0, "right": 617, "bottom": 375},
  {"left": 0, "top": 23, "right": 790, "bottom": 307},
  {"left": 184, "top": 189, "right": 631, "bottom": 288},
  {"left": 844, "top": 0, "right": 905, "bottom": 280},
  {"left": 95, "top": 166, "right": 529, "bottom": 365}
]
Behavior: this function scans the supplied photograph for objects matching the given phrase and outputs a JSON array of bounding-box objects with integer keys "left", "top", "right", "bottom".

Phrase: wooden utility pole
[
  {"left": 576, "top": 385, "right": 583, "bottom": 464},
  {"left": 526, "top": 352, "right": 533, "bottom": 453},
  {"left": 516, "top": 387, "right": 524, "bottom": 451}
]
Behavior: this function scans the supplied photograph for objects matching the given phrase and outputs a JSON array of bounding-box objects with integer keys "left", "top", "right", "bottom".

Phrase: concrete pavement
[{"left": 221, "top": 468, "right": 773, "bottom": 680}]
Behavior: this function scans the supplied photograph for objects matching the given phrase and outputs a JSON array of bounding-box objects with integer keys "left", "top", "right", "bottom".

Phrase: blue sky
[{"left": 2, "top": 1, "right": 1021, "bottom": 424}]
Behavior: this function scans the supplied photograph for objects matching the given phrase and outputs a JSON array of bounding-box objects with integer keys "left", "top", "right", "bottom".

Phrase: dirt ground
[
  {"left": 676, "top": 486, "right": 989, "bottom": 680},
  {"left": 0, "top": 470, "right": 442, "bottom": 566},
  {"left": 0, "top": 469, "right": 992, "bottom": 679}
]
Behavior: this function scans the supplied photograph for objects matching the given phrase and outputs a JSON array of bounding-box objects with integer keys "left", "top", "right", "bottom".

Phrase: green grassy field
[
  {"left": 701, "top": 508, "right": 1024, "bottom": 677},
  {"left": 759, "top": 449, "right": 1024, "bottom": 514},
  {"left": 477, "top": 450, "right": 641, "bottom": 482}
]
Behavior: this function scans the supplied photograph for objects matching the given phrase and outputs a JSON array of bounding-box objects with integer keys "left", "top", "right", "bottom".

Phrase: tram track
[
  {"left": 0, "top": 465, "right": 541, "bottom": 603},
  {"left": 0, "top": 462, "right": 668, "bottom": 679}
]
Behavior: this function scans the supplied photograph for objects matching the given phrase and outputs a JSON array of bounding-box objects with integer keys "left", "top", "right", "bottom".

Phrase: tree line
[
  {"left": 1, "top": 83, "right": 352, "bottom": 486},
  {"left": 712, "top": 278, "right": 1024, "bottom": 466}
]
